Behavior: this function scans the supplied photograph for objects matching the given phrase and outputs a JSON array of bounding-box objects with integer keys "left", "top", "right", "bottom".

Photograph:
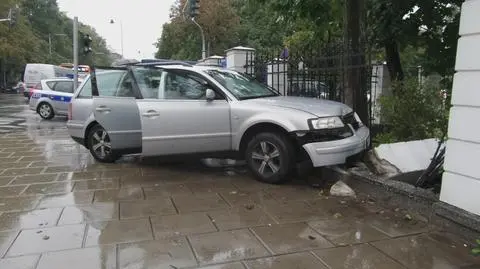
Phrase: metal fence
[{"left": 244, "top": 42, "right": 380, "bottom": 127}]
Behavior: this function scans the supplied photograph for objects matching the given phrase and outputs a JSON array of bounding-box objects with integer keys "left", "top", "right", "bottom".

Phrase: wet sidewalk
[{"left": 0, "top": 94, "right": 479, "bottom": 269}]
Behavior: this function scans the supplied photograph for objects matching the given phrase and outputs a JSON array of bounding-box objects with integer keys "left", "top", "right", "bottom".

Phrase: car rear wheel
[
  {"left": 245, "top": 132, "right": 295, "bottom": 184},
  {"left": 37, "top": 102, "right": 54, "bottom": 120},
  {"left": 87, "top": 124, "right": 119, "bottom": 163}
]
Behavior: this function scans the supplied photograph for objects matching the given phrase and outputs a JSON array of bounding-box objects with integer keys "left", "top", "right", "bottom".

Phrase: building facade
[{"left": 440, "top": 0, "right": 480, "bottom": 216}]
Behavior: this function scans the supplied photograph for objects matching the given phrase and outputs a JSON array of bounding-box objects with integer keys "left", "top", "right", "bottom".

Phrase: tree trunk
[
  {"left": 344, "top": 0, "right": 369, "bottom": 125},
  {"left": 384, "top": 40, "right": 404, "bottom": 82}
]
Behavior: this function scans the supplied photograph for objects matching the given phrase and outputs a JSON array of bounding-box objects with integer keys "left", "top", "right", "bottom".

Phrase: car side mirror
[{"left": 206, "top": 88, "right": 215, "bottom": 101}]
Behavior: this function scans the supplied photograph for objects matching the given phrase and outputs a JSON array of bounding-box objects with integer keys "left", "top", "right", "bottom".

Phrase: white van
[{"left": 23, "top": 63, "right": 74, "bottom": 101}]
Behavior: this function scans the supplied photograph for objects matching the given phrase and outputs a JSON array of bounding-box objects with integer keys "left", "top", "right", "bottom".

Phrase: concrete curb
[{"left": 324, "top": 166, "right": 480, "bottom": 239}]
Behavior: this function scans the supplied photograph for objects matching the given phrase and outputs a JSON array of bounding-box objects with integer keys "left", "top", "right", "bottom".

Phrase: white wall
[{"left": 440, "top": 0, "right": 480, "bottom": 216}]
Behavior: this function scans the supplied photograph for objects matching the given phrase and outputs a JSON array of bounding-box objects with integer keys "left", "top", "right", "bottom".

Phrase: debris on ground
[{"left": 329, "top": 180, "right": 356, "bottom": 198}]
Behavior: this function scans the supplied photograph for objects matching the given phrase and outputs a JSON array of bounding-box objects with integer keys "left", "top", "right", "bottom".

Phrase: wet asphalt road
[{"left": 0, "top": 93, "right": 478, "bottom": 269}]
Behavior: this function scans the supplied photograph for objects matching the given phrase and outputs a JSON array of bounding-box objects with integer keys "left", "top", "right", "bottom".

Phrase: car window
[
  {"left": 163, "top": 70, "right": 210, "bottom": 100},
  {"left": 132, "top": 67, "right": 163, "bottom": 99},
  {"left": 34, "top": 82, "right": 43, "bottom": 90},
  {"left": 78, "top": 70, "right": 127, "bottom": 98},
  {"left": 54, "top": 81, "right": 74, "bottom": 93},
  {"left": 115, "top": 72, "right": 136, "bottom": 97},
  {"left": 78, "top": 78, "right": 92, "bottom": 97},
  {"left": 46, "top": 81, "right": 56, "bottom": 90}
]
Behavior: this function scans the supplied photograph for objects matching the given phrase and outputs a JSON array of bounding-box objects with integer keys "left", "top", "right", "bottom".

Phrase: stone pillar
[
  {"left": 225, "top": 46, "right": 255, "bottom": 73},
  {"left": 267, "top": 59, "right": 288, "bottom": 95}
]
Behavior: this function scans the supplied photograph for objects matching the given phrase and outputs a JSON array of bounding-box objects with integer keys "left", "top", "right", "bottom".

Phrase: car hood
[{"left": 243, "top": 96, "right": 352, "bottom": 117}]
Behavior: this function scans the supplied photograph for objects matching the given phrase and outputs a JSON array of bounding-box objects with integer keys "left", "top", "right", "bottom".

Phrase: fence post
[{"left": 225, "top": 46, "right": 255, "bottom": 73}]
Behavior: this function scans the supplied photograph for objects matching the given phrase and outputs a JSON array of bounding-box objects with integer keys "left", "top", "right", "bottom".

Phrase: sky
[{"left": 57, "top": 0, "right": 177, "bottom": 60}]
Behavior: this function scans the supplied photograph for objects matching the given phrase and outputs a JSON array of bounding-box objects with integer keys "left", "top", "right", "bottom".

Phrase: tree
[
  {"left": 232, "top": 0, "right": 289, "bottom": 51},
  {"left": 0, "top": 0, "right": 114, "bottom": 88},
  {"left": 345, "top": 0, "right": 368, "bottom": 123},
  {"left": 367, "top": 0, "right": 462, "bottom": 82},
  {"left": 156, "top": 0, "right": 240, "bottom": 60}
]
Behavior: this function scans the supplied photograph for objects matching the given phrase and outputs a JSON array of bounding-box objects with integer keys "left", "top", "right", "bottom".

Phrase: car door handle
[
  {"left": 95, "top": 106, "right": 111, "bottom": 112},
  {"left": 142, "top": 110, "right": 160, "bottom": 117}
]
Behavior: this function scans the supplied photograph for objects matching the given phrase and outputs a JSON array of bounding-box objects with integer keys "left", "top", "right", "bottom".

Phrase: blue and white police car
[{"left": 29, "top": 78, "right": 76, "bottom": 120}]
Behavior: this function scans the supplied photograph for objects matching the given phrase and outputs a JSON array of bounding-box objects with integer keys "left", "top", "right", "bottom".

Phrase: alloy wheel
[
  {"left": 91, "top": 129, "right": 112, "bottom": 159},
  {"left": 39, "top": 103, "right": 52, "bottom": 118},
  {"left": 251, "top": 141, "right": 281, "bottom": 177}
]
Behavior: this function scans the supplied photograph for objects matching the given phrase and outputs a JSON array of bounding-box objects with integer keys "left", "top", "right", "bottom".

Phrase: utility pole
[
  {"left": 184, "top": 0, "right": 205, "bottom": 59},
  {"left": 73, "top": 16, "right": 79, "bottom": 90},
  {"left": 110, "top": 19, "right": 124, "bottom": 58},
  {"left": 192, "top": 18, "right": 206, "bottom": 59}
]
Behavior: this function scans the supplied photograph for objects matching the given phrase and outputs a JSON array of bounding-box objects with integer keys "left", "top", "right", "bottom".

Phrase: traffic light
[
  {"left": 8, "top": 7, "right": 18, "bottom": 28},
  {"left": 82, "top": 34, "right": 93, "bottom": 55},
  {"left": 188, "top": 0, "right": 200, "bottom": 18}
]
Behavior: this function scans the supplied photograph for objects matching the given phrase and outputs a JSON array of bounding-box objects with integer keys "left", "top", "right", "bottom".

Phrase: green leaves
[
  {"left": 1, "top": 0, "right": 114, "bottom": 82},
  {"left": 156, "top": 0, "right": 241, "bottom": 60},
  {"left": 473, "top": 239, "right": 480, "bottom": 256},
  {"left": 376, "top": 77, "right": 449, "bottom": 144}
]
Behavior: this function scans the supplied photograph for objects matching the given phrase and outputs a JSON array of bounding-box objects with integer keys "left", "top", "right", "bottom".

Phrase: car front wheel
[
  {"left": 37, "top": 102, "right": 54, "bottom": 120},
  {"left": 245, "top": 132, "right": 295, "bottom": 184},
  {"left": 87, "top": 124, "right": 119, "bottom": 163}
]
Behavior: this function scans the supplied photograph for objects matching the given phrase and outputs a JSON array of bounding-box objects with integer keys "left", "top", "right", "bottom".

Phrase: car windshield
[{"left": 205, "top": 69, "right": 279, "bottom": 100}]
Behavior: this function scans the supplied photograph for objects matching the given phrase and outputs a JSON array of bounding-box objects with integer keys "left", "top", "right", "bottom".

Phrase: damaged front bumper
[{"left": 300, "top": 125, "right": 370, "bottom": 167}]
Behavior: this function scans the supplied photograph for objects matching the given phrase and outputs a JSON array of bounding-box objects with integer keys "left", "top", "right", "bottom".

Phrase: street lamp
[{"left": 109, "top": 19, "right": 124, "bottom": 58}]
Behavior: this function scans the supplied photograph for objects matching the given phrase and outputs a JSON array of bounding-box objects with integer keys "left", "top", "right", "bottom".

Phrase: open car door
[{"left": 91, "top": 66, "right": 142, "bottom": 155}]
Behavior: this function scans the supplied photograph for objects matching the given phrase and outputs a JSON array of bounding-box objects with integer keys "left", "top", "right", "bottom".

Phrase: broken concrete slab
[{"left": 373, "top": 138, "right": 443, "bottom": 174}]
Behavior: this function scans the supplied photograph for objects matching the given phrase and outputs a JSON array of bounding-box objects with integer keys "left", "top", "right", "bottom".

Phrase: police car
[{"left": 29, "top": 78, "right": 76, "bottom": 120}]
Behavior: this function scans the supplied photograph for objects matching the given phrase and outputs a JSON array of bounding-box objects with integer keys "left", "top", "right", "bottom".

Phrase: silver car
[
  {"left": 29, "top": 78, "right": 75, "bottom": 120},
  {"left": 67, "top": 63, "right": 370, "bottom": 184}
]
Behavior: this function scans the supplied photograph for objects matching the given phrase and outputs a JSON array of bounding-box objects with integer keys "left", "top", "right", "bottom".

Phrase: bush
[
  {"left": 375, "top": 78, "right": 449, "bottom": 144},
  {"left": 473, "top": 239, "right": 480, "bottom": 256}
]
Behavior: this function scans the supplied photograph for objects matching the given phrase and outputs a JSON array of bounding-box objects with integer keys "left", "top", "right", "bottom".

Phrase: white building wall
[{"left": 440, "top": 0, "right": 480, "bottom": 216}]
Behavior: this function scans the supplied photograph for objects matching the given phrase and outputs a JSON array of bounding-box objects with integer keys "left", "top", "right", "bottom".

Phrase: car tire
[
  {"left": 245, "top": 132, "right": 295, "bottom": 184},
  {"left": 37, "top": 102, "right": 55, "bottom": 120},
  {"left": 87, "top": 124, "right": 119, "bottom": 163}
]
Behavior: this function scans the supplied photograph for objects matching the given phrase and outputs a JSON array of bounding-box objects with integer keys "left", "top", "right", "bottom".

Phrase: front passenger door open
[{"left": 91, "top": 67, "right": 142, "bottom": 155}]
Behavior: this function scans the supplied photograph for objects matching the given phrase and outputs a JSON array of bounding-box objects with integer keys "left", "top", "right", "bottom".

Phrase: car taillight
[
  {"left": 68, "top": 103, "right": 72, "bottom": 120},
  {"left": 29, "top": 89, "right": 35, "bottom": 97}
]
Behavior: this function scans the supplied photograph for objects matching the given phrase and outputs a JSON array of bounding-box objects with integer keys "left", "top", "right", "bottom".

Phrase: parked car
[
  {"left": 29, "top": 78, "right": 75, "bottom": 120},
  {"left": 23, "top": 63, "right": 74, "bottom": 103},
  {"left": 66, "top": 62, "right": 370, "bottom": 184}
]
